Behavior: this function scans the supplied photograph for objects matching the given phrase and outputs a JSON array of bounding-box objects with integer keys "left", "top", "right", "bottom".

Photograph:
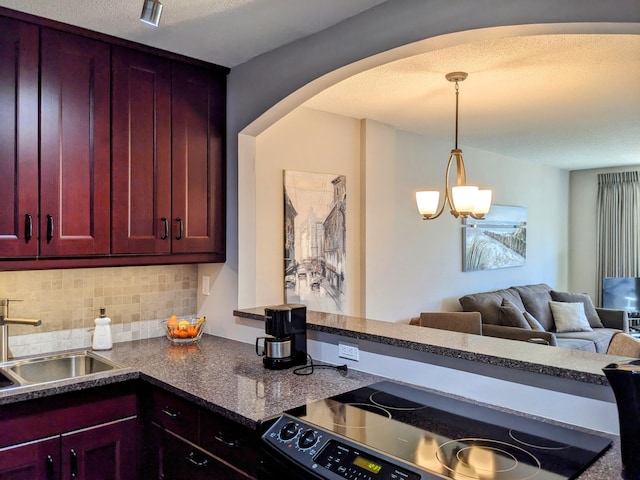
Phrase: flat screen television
[{"left": 602, "top": 277, "right": 640, "bottom": 316}]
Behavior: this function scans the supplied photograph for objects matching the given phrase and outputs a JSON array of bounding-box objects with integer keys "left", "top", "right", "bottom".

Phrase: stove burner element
[
  {"left": 327, "top": 401, "right": 392, "bottom": 428},
  {"left": 436, "top": 438, "right": 541, "bottom": 480},
  {"left": 369, "top": 391, "right": 429, "bottom": 411},
  {"left": 509, "top": 430, "right": 571, "bottom": 451}
]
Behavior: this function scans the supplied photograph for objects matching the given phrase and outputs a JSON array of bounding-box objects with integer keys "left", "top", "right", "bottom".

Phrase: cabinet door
[
  {"left": 61, "top": 417, "right": 137, "bottom": 480},
  {"left": 112, "top": 47, "right": 172, "bottom": 255},
  {"left": 0, "top": 17, "right": 39, "bottom": 258},
  {"left": 0, "top": 436, "right": 59, "bottom": 480},
  {"left": 171, "top": 63, "right": 226, "bottom": 254},
  {"left": 39, "top": 28, "right": 111, "bottom": 257}
]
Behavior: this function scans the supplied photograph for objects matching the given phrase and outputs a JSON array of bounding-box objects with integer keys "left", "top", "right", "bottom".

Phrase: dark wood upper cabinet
[
  {"left": 112, "top": 50, "right": 226, "bottom": 256},
  {"left": 171, "top": 63, "right": 226, "bottom": 255},
  {"left": 40, "top": 28, "right": 111, "bottom": 257},
  {"left": 0, "top": 9, "right": 226, "bottom": 269},
  {"left": 0, "top": 17, "right": 39, "bottom": 258},
  {"left": 111, "top": 47, "right": 172, "bottom": 255}
]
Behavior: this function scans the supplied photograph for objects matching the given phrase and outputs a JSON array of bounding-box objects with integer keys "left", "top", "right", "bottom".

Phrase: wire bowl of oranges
[{"left": 164, "top": 315, "right": 206, "bottom": 344}]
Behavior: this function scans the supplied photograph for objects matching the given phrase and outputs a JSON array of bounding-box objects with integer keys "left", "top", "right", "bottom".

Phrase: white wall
[
  {"left": 369, "top": 124, "right": 570, "bottom": 319},
  {"left": 569, "top": 165, "right": 640, "bottom": 302},
  {"left": 246, "top": 109, "right": 569, "bottom": 322},
  {"left": 253, "top": 108, "right": 362, "bottom": 312}
]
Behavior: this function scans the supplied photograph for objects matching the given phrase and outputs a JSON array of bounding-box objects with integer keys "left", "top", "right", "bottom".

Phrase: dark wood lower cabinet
[
  {"left": 0, "top": 417, "right": 137, "bottom": 480},
  {"left": 142, "top": 387, "right": 258, "bottom": 480},
  {"left": 0, "top": 436, "right": 59, "bottom": 480},
  {"left": 0, "top": 383, "right": 139, "bottom": 480},
  {"left": 1, "top": 383, "right": 258, "bottom": 480},
  {"left": 161, "top": 430, "right": 250, "bottom": 480},
  {"left": 61, "top": 417, "right": 138, "bottom": 480}
]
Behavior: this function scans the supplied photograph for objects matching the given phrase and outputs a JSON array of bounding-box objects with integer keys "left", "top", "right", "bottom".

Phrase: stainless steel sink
[{"left": 0, "top": 351, "right": 123, "bottom": 388}]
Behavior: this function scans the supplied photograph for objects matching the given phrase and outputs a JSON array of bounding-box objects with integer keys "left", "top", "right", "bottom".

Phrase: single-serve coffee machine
[{"left": 256, "top": 304, "right": 307, "bottom": 370}]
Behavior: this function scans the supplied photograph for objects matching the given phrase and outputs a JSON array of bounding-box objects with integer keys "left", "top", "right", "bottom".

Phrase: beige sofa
[{"left": 456, "top": 283, "right": 628, "bottom": 352}]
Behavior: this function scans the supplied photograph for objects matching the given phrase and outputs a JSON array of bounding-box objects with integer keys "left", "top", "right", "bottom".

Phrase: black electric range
[{"left": 260, "top": 381, "right": 612, "bottom": 480}]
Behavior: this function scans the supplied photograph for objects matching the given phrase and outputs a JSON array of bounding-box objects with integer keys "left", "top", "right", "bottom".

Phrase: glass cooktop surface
[{"left": 286, "top": 381, "right": 611, "bottom": 480}]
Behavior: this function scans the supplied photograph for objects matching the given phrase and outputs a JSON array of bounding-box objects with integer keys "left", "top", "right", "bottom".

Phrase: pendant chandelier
[{"left": 416, "top": 72, "right": 492, "bottom": 220}]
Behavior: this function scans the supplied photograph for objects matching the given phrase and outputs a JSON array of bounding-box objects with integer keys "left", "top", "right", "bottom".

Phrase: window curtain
[{"left": 596, "top": 171, "right": 640, "bottom": 305}]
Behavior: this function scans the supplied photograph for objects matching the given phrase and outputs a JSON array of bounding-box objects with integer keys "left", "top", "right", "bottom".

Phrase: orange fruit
[
  {"left": 167, "top": 315, "right": 178, "bottom": 328},
  {"left": 187, "top": 326, "right": 198, "bottom": 337}
]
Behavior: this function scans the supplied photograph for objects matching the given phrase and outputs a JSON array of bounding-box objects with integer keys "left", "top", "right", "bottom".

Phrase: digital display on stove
[{"left": 353, "top": 455, "right": 382, "bottom": 474}]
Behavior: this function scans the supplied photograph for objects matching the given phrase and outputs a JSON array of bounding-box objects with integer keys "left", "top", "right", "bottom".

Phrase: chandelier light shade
[
  {"left": 140, "top": 0, "right": 163, "bottom": 26},
  {"left": 416, "top": 72, "right": 492, "bottom": 220}
]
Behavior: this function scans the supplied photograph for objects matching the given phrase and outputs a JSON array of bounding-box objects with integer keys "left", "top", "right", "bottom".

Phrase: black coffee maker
[{"left": 255, "top": 304, "right": 307, "bottom": 370}]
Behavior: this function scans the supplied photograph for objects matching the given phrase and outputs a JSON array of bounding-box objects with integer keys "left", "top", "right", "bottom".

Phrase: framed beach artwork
[
  {"left": 283, "top": 170, "right": 347, "bottom": 314},
  {"left": 462, "top": 205, "right": 527, "bottom": 272}
]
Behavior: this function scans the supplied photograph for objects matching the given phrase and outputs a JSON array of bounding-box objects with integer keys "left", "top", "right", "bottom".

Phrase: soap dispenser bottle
[{"left": 92, "top": 308, "right": 113, "bottom": 350}]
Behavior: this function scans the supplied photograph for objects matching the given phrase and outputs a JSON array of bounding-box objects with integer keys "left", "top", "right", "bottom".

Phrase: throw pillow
[
  {"left": 550, "top": 290, "right": 604, "bottom": 328},
  {"left": 523, "top": 311, "right": 546, "bottom": 331},
  {"left": 499, "top": 299, "right": 531, "bottom": 329},
  {"left": 549, "top": 301, "right": 593, "bottom": 333}
]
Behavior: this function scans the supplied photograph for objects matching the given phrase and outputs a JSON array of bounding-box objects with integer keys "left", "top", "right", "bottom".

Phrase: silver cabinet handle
[{"left": 161, "top": 406, "right": 181, "bottom": 418}]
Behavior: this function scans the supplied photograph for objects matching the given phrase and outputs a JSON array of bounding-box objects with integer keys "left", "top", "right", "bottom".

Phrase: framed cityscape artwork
[
  {"left": 462, "top": 205, "right": 527, "bottom": 272},
  {"left": 283, "top": 170, "right": 346, "bottom": 314}
]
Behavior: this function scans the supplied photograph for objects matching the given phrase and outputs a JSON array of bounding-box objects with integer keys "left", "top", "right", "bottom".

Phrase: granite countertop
[
  {"left": 0, "top": 335, "right": 382, "bottom": 428},
  {"left": 234, "top": 308, "right": 624, "bottom": 386},
  {"left": 0, "top": 333, "right": 624, "bottom": 479}
]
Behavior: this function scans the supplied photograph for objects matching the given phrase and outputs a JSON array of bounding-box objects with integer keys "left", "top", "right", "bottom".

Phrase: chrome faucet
[{"left": 0, "top": 299, "right": 41, "bottom": 362}]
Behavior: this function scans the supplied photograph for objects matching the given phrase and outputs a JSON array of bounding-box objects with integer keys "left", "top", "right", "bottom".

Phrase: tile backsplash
[{"left": 0, "top": 265, "right": 197, "bottom": 357}]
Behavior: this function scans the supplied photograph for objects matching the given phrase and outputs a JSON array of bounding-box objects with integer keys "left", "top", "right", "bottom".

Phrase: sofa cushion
[
  {"left": 555, "top": 337, "right": 598, "bottom": 352},
  {"left": 549, "top": 301, "right": 593, "bottom": 333},
  {"left": 550, "top": 290, "right": 604, "bottom": 328},
  {"left": 555, "top": 328, "right": 618, "bottom": 353},
  {"left": 512, "top": 284, "right": 555, "bottom": 330},
  {"left": 459, "top": 288, "right": 524, "bottom": 325},
  {"left": 523, "top": 311, "right": 545, "bottom": 331},
  {"left": 499, "top": 299, "right": 531, "bottom": 329}
]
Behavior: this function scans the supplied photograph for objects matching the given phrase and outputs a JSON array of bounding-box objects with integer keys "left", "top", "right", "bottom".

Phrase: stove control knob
[
  {"left": 279, "top": 421, "right": 299, "bottom": 441},
  {"left": 298, "top": 429, "right": 318, "bottom": 449}
]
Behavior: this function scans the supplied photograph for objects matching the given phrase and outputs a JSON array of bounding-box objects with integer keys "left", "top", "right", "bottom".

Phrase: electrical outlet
[
  {"left": 201, "top": 275, "right": 210, "bottom": 295},
  {"left": 338, "top": 342, "right": 359, "bottom": 361}
]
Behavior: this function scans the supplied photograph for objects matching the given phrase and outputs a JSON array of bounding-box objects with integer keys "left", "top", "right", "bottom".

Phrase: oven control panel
[{"left": 262, "top": 414, "right": 435, "bottom": 480}]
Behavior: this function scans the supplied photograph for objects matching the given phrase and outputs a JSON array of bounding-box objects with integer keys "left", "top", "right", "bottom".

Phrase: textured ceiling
[
  {"left": 0, "top": 0, "right": 387, "bottom": 67},
  {"left": 304, "top": 34, "right": 640, "bottom": 170},
  {"left": 1, "top": 1, "right": 638, "bottom": 171}
]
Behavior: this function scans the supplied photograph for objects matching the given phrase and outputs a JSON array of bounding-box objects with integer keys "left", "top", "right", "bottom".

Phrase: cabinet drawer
[
  {"left": 199, "top": 410, "right": 259, "bottom": 478},
  {"left": 163, "top": 430, "right": 250, "bottom": 480},
  {"left": 150, "top": 389, "right": 199, "bottom": 442}
]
